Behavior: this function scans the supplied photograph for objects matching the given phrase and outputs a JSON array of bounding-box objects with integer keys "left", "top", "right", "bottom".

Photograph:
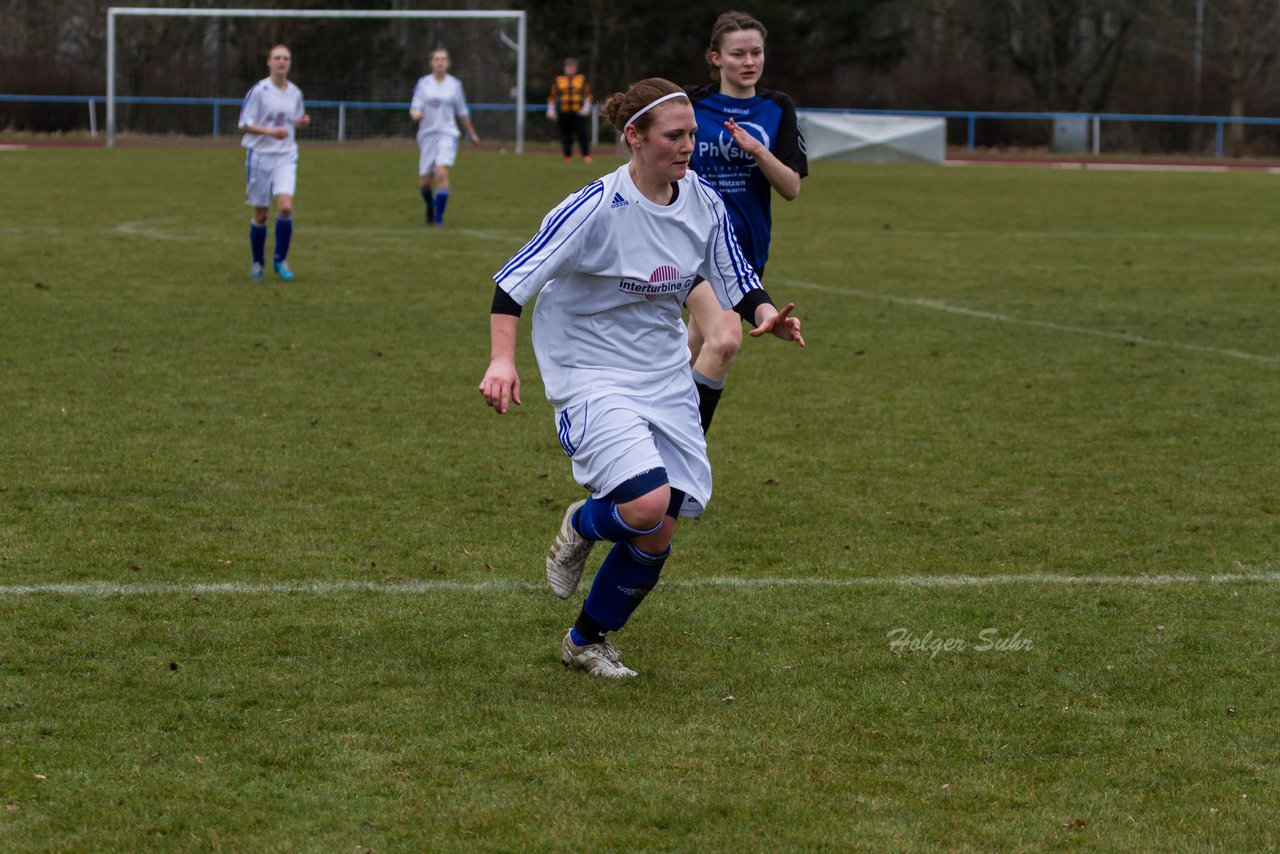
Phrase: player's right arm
[
  {"left": 493, "top": 180, "right": 602, "bottom": 303},
  {"left": 724, "top": 117, "right": 800, "bottom": 200},
  {"left": 483, "top": 182, "right": 604, "bottom": 414},
  {"left": 480, "top": 313, "right": 521, "bottom": 414},
  {"left": 409, "top": 79, "right": 425, "bottom": 122}
]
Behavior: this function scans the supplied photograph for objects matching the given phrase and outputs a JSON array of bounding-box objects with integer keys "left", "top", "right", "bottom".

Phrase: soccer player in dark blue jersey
[{"left": 685, "top": 10, "right": 808, "bottom": 433}]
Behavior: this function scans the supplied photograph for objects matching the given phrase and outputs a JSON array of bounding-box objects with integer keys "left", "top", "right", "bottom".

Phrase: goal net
[{"left": 106, "top": 7, "right": 527, "bottom": 150}]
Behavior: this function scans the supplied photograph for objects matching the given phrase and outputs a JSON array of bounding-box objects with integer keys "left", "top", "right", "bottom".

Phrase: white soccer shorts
[
  {"left": 418, "top": 134, "right": 459, "bottom": 175},
  {"left": 552, "top": 375, "right": 711, "bottom": 517},
  {"left": 244, "top": 150, "right": 297, "bottom": 207}
]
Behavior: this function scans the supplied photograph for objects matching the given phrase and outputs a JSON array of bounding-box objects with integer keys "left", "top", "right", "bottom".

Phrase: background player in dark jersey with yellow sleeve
[
  {"left": 547, "top": 57, "right": 593, "bottom": 163},
  {"left": 684, "top": 10, "right": 808, "bottom": 433}
]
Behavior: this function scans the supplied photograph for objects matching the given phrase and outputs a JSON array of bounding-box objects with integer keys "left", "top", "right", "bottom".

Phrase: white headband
[{"left": 624, "top": 91, "right": 690, "bottom": 129}]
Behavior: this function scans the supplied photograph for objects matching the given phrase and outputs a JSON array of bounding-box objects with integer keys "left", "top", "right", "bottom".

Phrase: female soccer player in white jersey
[
  {"left": 684, "top": 11, "right": 808, "bottom": 432},
  {"left": 238, "top": 44, "right": 310, "bottom": 281},
  {"left": 480, "top": 78, "right": 804, "bottom": 678},
  {"left": 409, "top": 48, "right": 481, "bottom": 226}
]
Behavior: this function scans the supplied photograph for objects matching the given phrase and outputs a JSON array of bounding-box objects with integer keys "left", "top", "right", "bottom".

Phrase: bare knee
[{"left": 616, "top": 487, "right": 670, "bottom": 537}]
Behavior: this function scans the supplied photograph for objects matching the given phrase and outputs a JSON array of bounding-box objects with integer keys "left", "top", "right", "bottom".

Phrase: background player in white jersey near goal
[
  {"left": 238, "top": 44, "right": 310, "bottom": 281},
  {"left": 410, "top": 48, "right": 480, "bottom": 227},
  {"left": 480, "top": 77, "right": 804, "bottom": 678}
]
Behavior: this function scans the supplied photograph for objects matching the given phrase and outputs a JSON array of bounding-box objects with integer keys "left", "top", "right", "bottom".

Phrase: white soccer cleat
[
  {"left": 561, "top": 631, "right": 637, "bottom": 678},
  {"left": 546, "top": 499, "right": 594, "bottom": 599},
  {"left": 249, "top": 262, "right": 265, "bottom": 281}
]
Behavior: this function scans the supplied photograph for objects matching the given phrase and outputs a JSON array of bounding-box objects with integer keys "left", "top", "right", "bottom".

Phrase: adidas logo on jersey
[{"left": 610, "top": 192, "right": 629, "bottom": 209}]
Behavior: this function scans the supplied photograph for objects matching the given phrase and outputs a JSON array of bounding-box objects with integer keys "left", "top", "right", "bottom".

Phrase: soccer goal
[{"left": 105, "top": 7, "right": 527, "bottom": 151}]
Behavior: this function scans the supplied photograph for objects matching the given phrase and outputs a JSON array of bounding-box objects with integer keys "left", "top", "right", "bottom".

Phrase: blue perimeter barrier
[{"left": 5, "top": 94, "right": 1279, "bottom": 157}]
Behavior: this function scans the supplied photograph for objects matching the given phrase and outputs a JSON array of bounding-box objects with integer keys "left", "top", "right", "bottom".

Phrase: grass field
[{"left": 2, "top": 141, "right": 1278, "bottom": 850}]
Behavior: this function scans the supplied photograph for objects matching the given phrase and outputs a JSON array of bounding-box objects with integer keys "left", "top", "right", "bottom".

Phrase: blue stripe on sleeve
[
  {"left": 696, "top": 177, "right": 758, "bottom": 298},
  {"left": 722, "top": 212, "right": 759, "bottom": 296},
  {"left": 497, "top": 180, "right": 602, "bottom": 280},
  {"left": 495, "top": 180, "right": 604, "bottom": 285}
]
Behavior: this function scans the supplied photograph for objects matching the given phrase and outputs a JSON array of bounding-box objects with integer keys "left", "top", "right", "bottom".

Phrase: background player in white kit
[
  {"left": 238, "top": 44, "right": 310, "bottom": 281},
  {"left": 410, "top": 48, "right": 480, "bottom": 227},
  {"left": 480, "top": 78, "right": 804, "bottom": 678}
]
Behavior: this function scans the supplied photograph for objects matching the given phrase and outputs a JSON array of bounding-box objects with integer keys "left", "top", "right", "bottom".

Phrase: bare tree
[
  {"left": 1209, "top": 0, "right": 1280, "bottom": 154},
  {"left": 993, "top": 0, "right": 1138, "bottom": 111},
  {"left": 1136, "top": 0, "right": 1280, "bottom": 155}
]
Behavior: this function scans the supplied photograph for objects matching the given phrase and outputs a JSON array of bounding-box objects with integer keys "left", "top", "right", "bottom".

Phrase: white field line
[
  {"left": 107, "top": 220, "right": 522, "bottom": 244},
  {"left": 1, "top": 570, "right": 1277, "bottom": 597},
  {"left": 775, "top": 277, "right": 1280, "bottom": 366}
]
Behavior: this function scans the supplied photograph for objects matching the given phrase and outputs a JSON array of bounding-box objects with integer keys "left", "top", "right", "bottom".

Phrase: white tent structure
[{"left": 797, "top": 112, "right": 946, "bottom": 164}]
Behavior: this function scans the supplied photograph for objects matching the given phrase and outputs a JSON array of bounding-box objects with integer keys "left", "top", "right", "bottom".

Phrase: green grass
[{"left": 2, "top": 142, "right": 1278, "bottom": 850}]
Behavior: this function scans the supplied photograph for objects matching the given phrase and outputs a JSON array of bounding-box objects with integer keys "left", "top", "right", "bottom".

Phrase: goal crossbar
[{"left": 105, "top": 6, "right": 527, "bottom": 149}]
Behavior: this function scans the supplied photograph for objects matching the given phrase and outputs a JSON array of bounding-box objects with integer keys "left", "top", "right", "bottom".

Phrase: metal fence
[
  {"left": 0, "top": 94, "right": 602, "bottom": 147},
  {"left": 4, "top": 94, "right": 1278, "bottom": 158}
]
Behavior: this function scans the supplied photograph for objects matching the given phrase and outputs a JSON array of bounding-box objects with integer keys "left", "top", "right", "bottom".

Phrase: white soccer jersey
[
  {"left": 494, "top": 163, "right": 762, "bottom": 408},
  {"left": 411, "top": 74, "right": 470, "bottom": 141},
  {"left": 238, "top": 78, "right": 305, "bottom": 154}
]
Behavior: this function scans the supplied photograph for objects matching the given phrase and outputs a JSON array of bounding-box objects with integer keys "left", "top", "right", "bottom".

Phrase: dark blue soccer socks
[
  {"left": 249, "top": 221, "right": 267, "bottom": 266},
  {"left": 434, "top": 190, "right": 449, "bottom": 225},
  {"left": 572, "top": 541, "right": 670, "bottom": 644},
  {"left": 274, "top": 216, "right": 292, "bottom": 263},
  {"left": 420, "top": 187, "right": 435, "bottom": 224},
  {"left": 566, "top": 470, "right": 677, "bottom": 647}
]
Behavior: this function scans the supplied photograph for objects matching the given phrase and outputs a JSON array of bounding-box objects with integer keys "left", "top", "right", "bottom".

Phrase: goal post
[{"left": 105, "top": 7, "right": 527, "bottom": 151}]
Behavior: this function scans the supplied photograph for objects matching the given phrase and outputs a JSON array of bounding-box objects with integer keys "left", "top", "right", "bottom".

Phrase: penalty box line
[
  {"left": 0, "top": 570, "right": 1277, "bottom": 597},
  {"left": 776, "top": 277, "right": 1280, "bottom": 366}
]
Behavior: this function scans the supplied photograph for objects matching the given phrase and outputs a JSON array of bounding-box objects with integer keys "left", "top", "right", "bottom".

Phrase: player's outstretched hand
[
  {"left": 480, "top": 359, "right": 521, "bottom": 414},
  {"left": 750, "top": 302, "right": 805, "bottom": 347},
  {"left": 296, "top": 114, "right": 311, "bottom": 129}
]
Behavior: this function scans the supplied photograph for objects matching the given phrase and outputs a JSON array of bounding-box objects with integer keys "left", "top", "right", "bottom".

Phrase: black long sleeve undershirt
[
  {"left": 491, "top": 285, "right": 522, "bottom": 317},
  {"left": 734, "top": 287, "right": 773, "bottom": 326}
]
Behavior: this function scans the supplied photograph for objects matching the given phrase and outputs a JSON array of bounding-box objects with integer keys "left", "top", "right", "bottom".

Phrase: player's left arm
[
  {"left": 700, "top": 196, "right": 804, "bottom": 347},
  {"left": 459, "top": 114, "right": 480, "bottom": 145},
  {"left": 748, "top": 301, "right": 803, "bottom": 345},
  {"left": 295, "top": 94, "right": 311, "bottom": 129},
  {"left": 455, "top": 86, "right": 480, "bottom": 144}
]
